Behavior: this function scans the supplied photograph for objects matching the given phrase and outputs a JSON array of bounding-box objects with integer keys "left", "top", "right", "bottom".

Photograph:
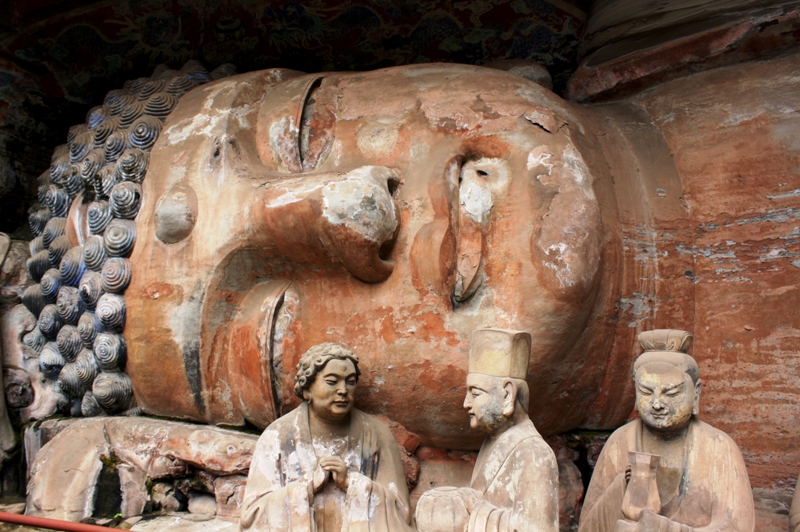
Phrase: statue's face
[
  {"left": 463, "top": 373, "right": 507, "bottom": 433},
  {"left": 304, "top": 358, "right": 357, "bottom": 424},
  {"left": 634, "top": 364, "right": 698, "bottom": 434}
]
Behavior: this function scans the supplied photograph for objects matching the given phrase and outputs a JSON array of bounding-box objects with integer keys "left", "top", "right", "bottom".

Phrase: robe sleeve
[
  {"left": 578, "top": 431, "right": 629, "bottom": 532},
  {"left": 341, "top": 419, "right": 415, "bottom": 532},
  {"left": 685, "top": 431, "right": 754, "bottom": 532},
  {"left": 468, "top": 439, "right": 559, "bottom": 532},
  {"left": 238, "top": 429, "right": 314, "bottom": 532}
]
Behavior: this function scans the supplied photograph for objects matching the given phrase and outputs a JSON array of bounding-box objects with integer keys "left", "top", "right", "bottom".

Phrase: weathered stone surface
[
  {"left": 25, "top": 417, "right": 257, "bottom": 521},
  {"left": 187, "top": 492, "right": 217, "bottom": 516},
  {"left": 557, "top": 459, "right": 583, "bottom": 532},
  {"left": 150, "top": 482, "right": 181, "bottom": 513},
  {"left": 630, "top": 54, "right": 800, "bottom": 492},
  {"left": 754, "top": 486, "right": 792, "bottom": 532},
  {"left": 213, "top": 475, "right": 246, "bottom": 521},
  {"left": 131, "top": 513, "right": 237, "bottom": 531},
  {"left": 569, "top": 1, "right": 800, "bottom": 101}
]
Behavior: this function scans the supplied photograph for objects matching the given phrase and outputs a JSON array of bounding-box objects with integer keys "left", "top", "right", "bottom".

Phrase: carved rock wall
[{"left": 630, "top": 53, "right": 800, "bottom": 494}]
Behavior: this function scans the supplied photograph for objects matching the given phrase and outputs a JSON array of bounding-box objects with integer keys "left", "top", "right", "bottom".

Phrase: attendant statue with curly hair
[{"left": 240, "top": 342, "right": 414, "bottom": 532}]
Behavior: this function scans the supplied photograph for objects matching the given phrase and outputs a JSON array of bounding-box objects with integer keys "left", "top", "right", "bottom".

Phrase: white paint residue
[
  {"left": 562, "top": 146, "right": 595, "bottom": 200},
  {"left": 527, "top": 150, "right": 553, "bottom": 172},
  {"left": 460, "top": 176, "right": 493, "bottom": 224},
  {"left": 321, "top": 166, "right": 398, "bottom": 244},
  {"left": 165, "top": 112, "right": 224, "bottom": 145},
  {"left": 269, "top": 116, "right": 298, "bottom": 155},
  {"left": 542, "top": 243, "right": 576, "bottom": 289}
]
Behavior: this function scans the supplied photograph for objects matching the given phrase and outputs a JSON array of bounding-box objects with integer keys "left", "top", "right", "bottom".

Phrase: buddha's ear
[
  {"left": 530, "top": 143, "right": 603, "bottom": 301},
  {"left": 502, "top": 380, "right": 517, "bottom": 418},
  {"left": 303, "top": 389, "right": 311, "bottom": 402},
  {"left": 693, "top": 380, "right": 703, "bottom": 416}
]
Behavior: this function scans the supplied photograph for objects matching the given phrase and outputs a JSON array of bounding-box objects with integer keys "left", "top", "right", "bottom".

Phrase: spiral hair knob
[
  {"left": 87, "top": 201, "right": 113, "bottom": 236},
  {"left": 40, "top": 342, "right": 66, "bottom": 379},
  {"left": 48, "top": 235, "right": 70, "bottom": 270},
  {"left": 93, "top": 332, "right": 127, "bottom": 372},
  {"left": 42, "top": 217, "right": 67, "bottom": 248},
  {"left": 94, "top": 164, "right": 121, "bottom": 200},
  {"left": 166, "top": 75, "right": 196, "bottom": 96},
  {"left": 78, "top": 312, "right": 102, "bottom": 348},
  {"left": 96, "top": 293, "right": 125, "bottom": 333},
  {"left": 27, "top": 250, "right": 50, "bottom": 283},
  {"left": 75, "top": 348, "right": 100, "bottom": 387},
  {"left": 69, "top": 130, "right": 94, "bottom": 164},
  {"left": 56, "top": 286, "right": 84, "bottom": 325},
  {"left": 81, "top": 391, "right": 106, "bottom": 417},
  {"left": 103, "top": 219, "right": 136, "bottom": 257},
  {"left": 144, "top": 92, "right": 178, "bottom": 118},
  {"left": 104, "top": 91, "right": 136, "bottom": 116},
  {"left": 101, "top": 258, "right": 132, "bottom": 293},
  {"left": 60, "top": 247, "right": 86, "bottom": 287},
  {"left": 86, "top": 105, "right": 111, "bottom": 131},
  {"left": 44, "top": 185, "right": 70, "bottom": 218},
  {"left": 56, "top": 324, "right": 82, "bottom": 362},
  {"left": 104, "top": 130, "right": 128, "bottom": 163},
  {"left": 83, "top": 235, "right": 107, "bottom": 272},
  {"left": 109, "top": 181, "right": 142, "bottom": 219},
  {"left": 58, "top": 363, "right": 85, "bottom": 398},
  {"left": 22, "top": 285, "right": 47, "bottom": 318},
  {"left": 78, "top": 271, "right": 103, "bottom": 309},
  {"left": 115, "top": 149, "right": 149, "bottom": 184},
  {"left": 40, "top": 269, "right": 62, "bottom": 302},
  {"left": 119, "top": 101, "right": 145, "bottom": 129},
  {"left": 92, "top": 372, "right": 135, "bottom": 413},
  {"left": 29, "top": 209, "right": 50, "bottom": 238},
  {"left": 128, "top": 116, "right": 163, "bottom": 151},
  {"left": 22, "top": 327, "right": 46, "bottom": 353}
]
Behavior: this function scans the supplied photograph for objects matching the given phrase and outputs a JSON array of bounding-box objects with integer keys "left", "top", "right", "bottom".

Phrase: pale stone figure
[
  {"left": 579, "top": 330, "right": 755, "bottom": 532},
  {"left": 240, "top": 343, "right": 414, "bottom": 531},
  {"left": 415, "top": 329, "right": 559, "bottom": 532}
]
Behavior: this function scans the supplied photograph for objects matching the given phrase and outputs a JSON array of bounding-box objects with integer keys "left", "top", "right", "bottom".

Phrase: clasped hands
[{"left": 311, "top": 456, "right": 350, "bottom": 494}]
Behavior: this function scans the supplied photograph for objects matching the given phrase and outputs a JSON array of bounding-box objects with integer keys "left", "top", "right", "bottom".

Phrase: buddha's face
[
  {"left": 634, "top": 364, "right": 700, "bottom": 434},
  {"left": 304, "top": 358, "right": 357, "bottom": 424},
  {"left": 128, "top": 63, "right": 614, "bottom": 444}
]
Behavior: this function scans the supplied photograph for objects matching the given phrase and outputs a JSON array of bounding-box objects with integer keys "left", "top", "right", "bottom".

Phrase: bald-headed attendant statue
[
  {"left": 415, "top": 329, "right": 559, "bottom": 532},
  {"left": 579, "top": 329, "right": 755, "bottom": 532},
  {"left": 239, "top": 343, "right": 414, "bottom": 532}
]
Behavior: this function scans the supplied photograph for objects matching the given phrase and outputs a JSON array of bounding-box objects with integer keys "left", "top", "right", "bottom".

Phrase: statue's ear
[
  {"left": 502, "top": 380, "right": 517, "bottom": 418},
  {"left": 530, "top": 143, "right": 603, "bottom": 301},
  {"left": 303, "top": 389, "right": 311, "bottom": 402},
  {"left": 693, "top": 380, "right": 702, "bottom": 416}
]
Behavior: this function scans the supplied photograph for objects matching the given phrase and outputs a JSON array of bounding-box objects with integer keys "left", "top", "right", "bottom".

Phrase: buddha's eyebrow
[{"left": 664, "top": 383, "right": 685, "bottom": 392}]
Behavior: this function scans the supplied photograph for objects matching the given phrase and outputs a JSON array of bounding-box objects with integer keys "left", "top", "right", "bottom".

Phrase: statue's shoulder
[
  {"left": 262, "top": 405, "right": 305, "bottom": 436},
  {"left": 603, "top": 419, "right": 640, "bottom": 451},
  {"left": 691, "top": 419, "right": 743, "bottom": 452}
]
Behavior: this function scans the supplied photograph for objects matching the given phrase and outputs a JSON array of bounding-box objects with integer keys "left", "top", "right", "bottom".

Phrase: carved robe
[
  {"left": 468, "top": 418, "right": 559, "bottom": 531},
  {"left": 239, "top": 402, "right": 414, "bottom": 532},
  {"left": 579, "top": 419, "right": 754, "bottom": 532}
]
